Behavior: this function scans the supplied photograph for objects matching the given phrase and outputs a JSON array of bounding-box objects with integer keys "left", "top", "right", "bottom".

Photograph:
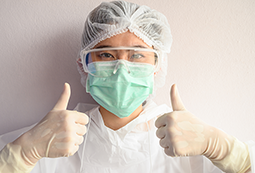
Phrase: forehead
[{"left": 94, "top": 31, "right": 152, "bottom": 48}]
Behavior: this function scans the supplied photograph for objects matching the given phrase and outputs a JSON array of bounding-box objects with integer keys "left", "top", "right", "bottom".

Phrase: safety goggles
[{"left": 80, "top": 47, "right": 159, "bottom": 78}]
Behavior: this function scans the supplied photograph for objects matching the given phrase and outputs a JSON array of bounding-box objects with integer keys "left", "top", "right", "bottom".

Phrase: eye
[
  {"left": 99, "top": 53, "right": 114, "bottom": 59},
  {"left": 130, "top": 53, "right": 145, "bottom": 60}
]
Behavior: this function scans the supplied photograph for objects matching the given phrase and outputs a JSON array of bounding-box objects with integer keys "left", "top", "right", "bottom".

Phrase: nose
[
  {"left": 113, "top": 60, "right": 131, "bottom": 74},
  {"left": 117, "top": 50, "right": 129, "bottom": 60}
]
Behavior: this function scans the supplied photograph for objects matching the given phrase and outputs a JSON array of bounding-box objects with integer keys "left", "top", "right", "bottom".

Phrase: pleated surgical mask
[{"left": 85, "top": 60, "right": 154, "bottom": 118}]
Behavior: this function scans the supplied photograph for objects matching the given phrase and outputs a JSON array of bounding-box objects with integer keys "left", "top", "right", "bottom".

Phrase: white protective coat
[{"left": 1, "top": 101, "right": 254, "bottom": 173}]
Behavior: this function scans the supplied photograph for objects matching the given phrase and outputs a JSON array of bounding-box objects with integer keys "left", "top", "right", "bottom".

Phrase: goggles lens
[{"left": 80, "top": 47, "right": 159, "bottom": 78}]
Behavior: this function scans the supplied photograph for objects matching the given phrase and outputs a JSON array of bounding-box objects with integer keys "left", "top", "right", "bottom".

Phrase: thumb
[
  {"left": 53, "top": 83, "right": 71, "bottom": 110},
  {"left": 170, "top": 84, "right": 186, "bottom": 111}
]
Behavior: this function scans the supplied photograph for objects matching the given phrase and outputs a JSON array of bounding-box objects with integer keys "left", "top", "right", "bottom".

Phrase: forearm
[
  {"left": 0, "top": 142, "right": 35, "bottom": 173},
  {"left": 204, "top": 128, "right": 251, "bottom": 173}
]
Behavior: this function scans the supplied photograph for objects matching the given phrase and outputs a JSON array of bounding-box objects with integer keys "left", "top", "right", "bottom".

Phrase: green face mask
[{"left": 86, "top": 60, "right": 154, "bottom": 118}]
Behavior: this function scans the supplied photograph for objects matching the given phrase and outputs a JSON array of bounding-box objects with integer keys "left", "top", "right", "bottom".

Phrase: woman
[{"left": 0, "top": 1, "right": 253, "bottom": 172}]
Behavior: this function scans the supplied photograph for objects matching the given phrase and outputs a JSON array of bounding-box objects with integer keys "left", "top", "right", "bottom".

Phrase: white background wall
[{"left": 0, "top": 0, "right": 255, "bottom": 142}]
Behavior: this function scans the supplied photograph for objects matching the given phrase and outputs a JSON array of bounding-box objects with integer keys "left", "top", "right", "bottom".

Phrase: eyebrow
[
  {"left": 94, "top": 45, "right": 111, "bottom": 49},
  {"left": 94, "top": 45, "right": 149, "bottom": 49}
]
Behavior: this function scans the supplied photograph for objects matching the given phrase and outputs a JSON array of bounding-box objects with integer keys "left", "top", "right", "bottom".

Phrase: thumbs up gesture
[
  {"left": 155, "top": 84, "right": 223, "bottom": 157},
  {"left": 12, "top": 83, "right": 89, "bottom": 166},
  {"left": 155, "top": 84, "right": 253, "bottom": 173}
]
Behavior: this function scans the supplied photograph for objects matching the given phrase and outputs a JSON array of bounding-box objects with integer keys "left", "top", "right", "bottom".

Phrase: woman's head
[{"left": 78, "top": 0, "right": 172, "bottom": 91}]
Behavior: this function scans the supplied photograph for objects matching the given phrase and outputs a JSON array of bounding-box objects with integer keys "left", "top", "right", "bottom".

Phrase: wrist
[
  {"left": 12, "top": 131, "right": 41, "bottom": 166},
  {"left": 203, "top": 126, "right": 234, "bottom": 160},
  {"left": 0, "top": 142, "right": 35, "bottom": 173},
  {"left": 203, "top": 127, "right": 251, "bottom": 173}
]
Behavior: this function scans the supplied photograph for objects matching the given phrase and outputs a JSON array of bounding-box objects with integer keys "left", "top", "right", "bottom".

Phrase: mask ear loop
[
  {"left": 146, "top": 121, "right": 153, "bottom": 173},
  {"left": 80, "top": 114, "right": 92, "bottom": 173}
]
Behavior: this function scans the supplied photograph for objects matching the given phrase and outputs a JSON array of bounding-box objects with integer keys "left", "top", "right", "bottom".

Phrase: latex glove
[
  {"left": 155, "top": 84, "right": 251, "bottom": 173},
  {"left": 1, "top": 83, "right": 88, "bottom": 171}
]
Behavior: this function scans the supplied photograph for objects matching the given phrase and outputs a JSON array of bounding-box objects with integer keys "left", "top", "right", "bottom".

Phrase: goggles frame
[{"left": 80, "top": 46, "right": 160, "bottom": 77}]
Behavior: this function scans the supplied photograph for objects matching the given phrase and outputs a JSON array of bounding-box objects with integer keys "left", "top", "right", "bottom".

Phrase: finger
[
  {"left": 164, "top": 146, "right": 175, "bottom": 157},
  {"left": 170, "top": 84, "right": 186, "bottom": 111},
  {"left": 53, "top": 83, "right": 71, "bottom": 110},
  {"left": 159, "top": 137, "right": 169, "bottom": 148},
  {"left": 76, "top": 124, "right": 87, "bottom": 136},
  {"left": 155, "top": 113, "right": 168, "bottom": 128},
  {"left": 75, "top": 135, "right": 84, "bottom": 145},
  {"left": 67, "top": 145, "right": 79, "bottom": 157},
  {"left": 74, "top": 112, "right": 89, "bottom": 125},
  {"left": 156, "top": 126, "right": 166, "bottom": 139}
]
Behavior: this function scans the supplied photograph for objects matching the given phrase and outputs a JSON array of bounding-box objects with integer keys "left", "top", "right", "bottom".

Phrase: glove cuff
[
  {"left": 210, "top": 137, "right": 251, "bottom": 173},
  {"left": 0, "top": 143, "right": 35, "bottom": 173}
]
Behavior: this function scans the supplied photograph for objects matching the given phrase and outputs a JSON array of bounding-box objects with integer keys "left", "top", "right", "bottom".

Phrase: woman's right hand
[{"left": 12, "top": 83, "right": 89, "bottom": 166}]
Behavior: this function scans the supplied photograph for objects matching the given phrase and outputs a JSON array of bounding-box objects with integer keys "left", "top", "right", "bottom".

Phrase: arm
[
  {"left": 155, "top": 84, "right": 251, "bottom": 173},
  {"left": 0, "top": 83, "right": 88, "bottom": 172},
  {"left": 204, "top": 128, "right": 251, "bottom": 173},
  {"left": 0, "top": 142, "right": 34, "bottom": 173}
]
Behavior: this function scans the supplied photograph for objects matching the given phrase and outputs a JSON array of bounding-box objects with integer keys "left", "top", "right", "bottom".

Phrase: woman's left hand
[{"left": 155, "top": 84, "right": 221, "bottom": 158}]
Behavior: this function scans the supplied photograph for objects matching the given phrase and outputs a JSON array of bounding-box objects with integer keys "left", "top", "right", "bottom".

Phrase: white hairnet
[{"left": 77, "top": 0, "right": 172, "bottom": 93}]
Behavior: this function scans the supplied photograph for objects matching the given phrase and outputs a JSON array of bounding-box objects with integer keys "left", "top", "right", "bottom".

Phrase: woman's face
[{"left": 91, "top": 31, "right": 156, "bottom": 65}]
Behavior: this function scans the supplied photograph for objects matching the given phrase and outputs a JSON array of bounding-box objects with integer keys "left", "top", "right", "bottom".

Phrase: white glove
[
  {"left": 0, "top": 83, "right": 89, "bottom": 172},
  {"left": 155, "top": 84, "right": 251, "bottom": 173}
]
